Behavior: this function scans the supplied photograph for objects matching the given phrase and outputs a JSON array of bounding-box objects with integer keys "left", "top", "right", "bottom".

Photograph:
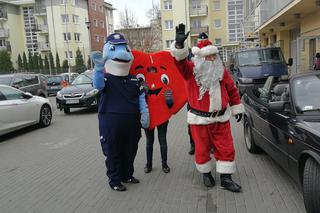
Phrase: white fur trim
[
  {"left": 231, "top": 104, "right": 245, "bottom": 116},
  {"left": 191, "top": 46, "right": 201, "bottom": 56},
  {"left": 195, "top": 161, "right": 211, "bottom": 173},
  {"left": 170, "top": 41, "right": 189, "bottom": 61},
  {"left": 104, "top": 59, "right": 132, "bottom": 76},
  {"left": 192, "top": 45, "right": 219, "bottom": 57},
  {"left": 187, "top": 107, "right": 231, "bottom": 125},
  {"left": 216, "top": 161, "right": 236, "bottom": 174}
]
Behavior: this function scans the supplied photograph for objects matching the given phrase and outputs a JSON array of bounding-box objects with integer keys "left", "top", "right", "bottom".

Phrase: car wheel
[
  {"left": 64, "top": 108, "right": 70, "bottom": 114},
  {"left": 39, "top": 104, "right": 52, "bottom": 127},
  {"left": 243, "top": 118, "right": 261, "bottom": 153},
  {"left": 303, "top": 158, "right": 320, "bottom": 213}
]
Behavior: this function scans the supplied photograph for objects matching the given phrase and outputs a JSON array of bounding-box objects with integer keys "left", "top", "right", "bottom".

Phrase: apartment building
[
  {"left": 247, "top": 0, "right": 320, "bottom": 73},
  {"left": 160, "top": 0, "right": 244, "bottom": 62},
  {"left": 0, "top": 0, "right": 114, "bottom": 70}
]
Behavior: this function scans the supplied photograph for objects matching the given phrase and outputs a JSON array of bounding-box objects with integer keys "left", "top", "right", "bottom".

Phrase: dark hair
[{"left": 316, "top": 53, "right": 320, "bottom": 58}]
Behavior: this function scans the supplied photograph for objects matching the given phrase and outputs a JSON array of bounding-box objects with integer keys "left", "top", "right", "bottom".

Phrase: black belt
[{"left": 190, "top": 107, "right": 226, "bottom": 118}]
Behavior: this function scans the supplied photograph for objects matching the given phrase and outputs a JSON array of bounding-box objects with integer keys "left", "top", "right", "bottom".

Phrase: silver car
[{"left": 0, "top": 84, "right": 52, "bottom": 136}]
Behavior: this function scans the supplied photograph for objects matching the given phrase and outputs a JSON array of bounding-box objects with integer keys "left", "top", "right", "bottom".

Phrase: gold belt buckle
[{"left": 210, "top": 111, "right": 218, "bottom": 118}]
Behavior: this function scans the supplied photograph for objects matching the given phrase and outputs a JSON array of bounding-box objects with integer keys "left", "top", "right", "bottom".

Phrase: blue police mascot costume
[{"left": 91, "top": 33, "right": 149, "bottom": 192}]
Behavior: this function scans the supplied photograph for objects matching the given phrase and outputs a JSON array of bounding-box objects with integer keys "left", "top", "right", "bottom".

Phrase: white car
[{"left": 0, "top": 84, "right": 52, "bottom": 136}]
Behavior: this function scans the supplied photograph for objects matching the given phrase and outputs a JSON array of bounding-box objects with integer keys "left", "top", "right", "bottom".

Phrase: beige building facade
[
  {"left": 250, "top": 0, "right": 320, "bottom": 73},
  {"left": 160, "top": 0, "right": 244, "bottom": 62}
]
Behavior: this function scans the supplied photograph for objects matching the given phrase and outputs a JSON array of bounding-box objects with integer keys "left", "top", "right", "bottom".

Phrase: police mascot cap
[{"left": 102, "top": 33, "right": 134, "bottom": 76}]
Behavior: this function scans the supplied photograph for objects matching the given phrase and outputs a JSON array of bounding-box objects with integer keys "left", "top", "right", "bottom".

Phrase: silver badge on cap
[{"left": 114, "top": 34, "right": 120, "bottom": 39}]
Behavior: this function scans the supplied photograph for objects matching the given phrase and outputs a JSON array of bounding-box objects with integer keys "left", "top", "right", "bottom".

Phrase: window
[
  {"left": 72, "top": 15, "right": 79, "bottom": 24},
  {"left": 1, "top": 87, "right": 24, "bottom": 100},
  {"left": 215, "top": 38, "right": 222, "bottom": 45},
  {"left": 63, "top": 32, "right": 71, "bottom": 41},
  {"left": 94, "top": 19, "right": 98, "bottom": 27},
  {"left": 95, "top": 35, "right": 100, "bottom": 42},
  {"left": 100, "top": 21, "right": 104, "bottom": 28},
  {"left": 65, "top": 51, "right": 73, "bottom": 59},
  {"left": 61, "top": 14, "right": 69, "bottom": 23},
  {"left": 192, "top": 19, "right": 201, "bottom": 28},
  {"left": 92, "top": 3, "right": 96, "bottom": 11},
  {"left": 163, "top": 0, "right": 172, "bottom": 10},
  {"left": 165, "top": 20, "right": 173, "bottom": 30},
  {"left": 165, "top": 40, "right": 174, "bottom": 48},
  {"left": 214, "top": 19, "right": 221, "bottom": 28},
  {"left": 74, "top": 33, "right": 80, "bottom": 41},
  {"left": 213, "top": 0, "right": 221, "bottom": 10}
]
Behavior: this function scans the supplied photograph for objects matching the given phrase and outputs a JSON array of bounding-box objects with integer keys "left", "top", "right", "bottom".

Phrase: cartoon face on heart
[{"left": 130, "top": 50, "right": 187, "bottom": 129}]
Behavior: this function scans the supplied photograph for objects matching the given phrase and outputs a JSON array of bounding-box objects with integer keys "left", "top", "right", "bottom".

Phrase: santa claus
[{"left": 170, "top": 24, "right": 244, "bottom": 192}]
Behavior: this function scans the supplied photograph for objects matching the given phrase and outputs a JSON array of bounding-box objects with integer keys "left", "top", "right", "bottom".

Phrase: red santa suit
[{"left": 170, "top": 40, "right": 244, "bottom": 174}]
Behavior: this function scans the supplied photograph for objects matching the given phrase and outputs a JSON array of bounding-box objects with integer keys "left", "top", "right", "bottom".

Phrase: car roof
[{"left": 236, "top": 47, "right": 281, "bottom": 53}]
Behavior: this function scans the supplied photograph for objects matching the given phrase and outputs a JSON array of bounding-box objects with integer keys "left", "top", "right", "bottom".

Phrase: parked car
[
  {"left": 0, "top": 73, "right": 48, "bottom": 97},
  {"left": 228, "top": 47, "right": 292, "bottom": 96},
  {"left": 47, "top": 75, "right": 63, "bottom": 96},
  {"left": 59, "top": 72, "right": 79, "bottom": 83},
  {"left": 56, "top": 70, "right": 99, "bottom": 113},
  {"left": 0, "top": 84, "right": 52, "bottom": 136},
  {"left": 242, "top": 72, "right": 320, "bottom": 213}
]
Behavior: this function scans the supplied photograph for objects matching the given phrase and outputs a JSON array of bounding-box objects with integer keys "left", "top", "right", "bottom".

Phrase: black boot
[
  {"left": 203, "top": 172, "right": 215, "bottom": 187},
  {"left": 162, "top": 163, "right": 170, "bottom": 173},
  {"left": 220, "top": 174, "right": 242, "bottom": 192},
  {"left": 144, "top": 163, "right": 152, "bottom": 173},
  {"left": 188, "top": 145, "right": 195, "bottom": 155}
]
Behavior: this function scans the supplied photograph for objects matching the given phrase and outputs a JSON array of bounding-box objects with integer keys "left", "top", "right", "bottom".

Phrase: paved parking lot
[{"left": 0, "top": 97, "right": 306, "bottom": 213}]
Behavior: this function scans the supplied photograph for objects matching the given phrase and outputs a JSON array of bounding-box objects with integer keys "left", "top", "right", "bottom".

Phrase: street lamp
[{"left": 85, "top": 21, "right": 93, "bottom": 69}]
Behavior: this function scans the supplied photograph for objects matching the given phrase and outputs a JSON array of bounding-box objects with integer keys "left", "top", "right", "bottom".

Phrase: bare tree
[
  {"left": 145, "top": 2, "right": 160, "bottom": 21},
  {"left": 119, "top": 7, "right": 138, "bottom": 29}
]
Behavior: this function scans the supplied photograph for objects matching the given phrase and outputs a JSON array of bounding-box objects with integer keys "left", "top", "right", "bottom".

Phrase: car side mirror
[
  {"left": 269, "top": 101, "right": 291, "bottom": 112},
  {"left": 22, "top": 92, "right": 33, "bottom": 99},
  {"left": 287, "top": 58, "right": 293, "bottom": 66}
]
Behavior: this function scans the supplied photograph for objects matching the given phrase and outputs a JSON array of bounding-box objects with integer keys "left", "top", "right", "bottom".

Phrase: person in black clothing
[{"left": 144, "top": 121, "right": 170, "bottom": 173}]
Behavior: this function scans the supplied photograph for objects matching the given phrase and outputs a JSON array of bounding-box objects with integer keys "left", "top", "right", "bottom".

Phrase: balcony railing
[
  {"left": 0, "top": 8, "right": 8, "bottom": 19},
  {"left": 0, "top": 28, "right": 9, "bottom": 37},
  {"left": 0, "top": 41, "right": 11, "bottom": 52},
  {"left": 38, "top": 42, "right": 50, "bottom": 51},
  {"left": 190, "top": 26, "right": 209, "bottom": 36},
  {"left": 36, "top": 24, "right": 49, "bottom": 33},
  {"left": 189, "top": 5, "right": 208, "bottom": 16},
  {"left": 35, "top": 5, "right": 46, "bottom": 15}
]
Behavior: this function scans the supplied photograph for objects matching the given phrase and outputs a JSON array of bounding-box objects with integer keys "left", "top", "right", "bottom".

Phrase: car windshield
[
  {"left": 48, "top": 76, "right": 62, "bottom": 83},
  {"left": 238, "top": 48, "right": 284, "bottom": 66},
  {"left": 293, "top": 74, "right": 320, "bottom": 113},
  {"left": 72, "top": 74, "right": 92, "bottom": 85},
  {"left": 238, "top": 50, "right": 262, "bottom": 66},
  {"left": 0, "top": 76, "right": 13, "bottom": 85},
  {"left": 261, "top": 48, "right": 284, "bottom": 64}
]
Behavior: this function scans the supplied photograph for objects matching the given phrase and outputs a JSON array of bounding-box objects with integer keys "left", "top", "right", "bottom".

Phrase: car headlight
[
  {"left": 85, "top": 89, "right": 99, "bottom": 96},
  {"left": 238, "top": 77, "right": 253, "bottom": 84},
  {"left": 57, "top": 91, "right": 63, "bottom": 98}
]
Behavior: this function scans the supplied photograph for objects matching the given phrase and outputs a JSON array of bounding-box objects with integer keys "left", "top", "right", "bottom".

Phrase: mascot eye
[
  {"left": 161, "top": 74, "right": 169, "bottom": 85},
  {"left": 126, "top": 46, "right": 131, "bottom": 52},
  {"left": 136, "top": 73, "right": 145, "bottom": 82},
  {"left": 109, "top": 45, "right": 115, "bottom": 51}
]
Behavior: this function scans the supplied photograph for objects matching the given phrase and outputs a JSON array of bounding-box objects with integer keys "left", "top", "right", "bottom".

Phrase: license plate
[
  {"left": 50, "top": 86, "right": 59, "bottom": 89},
  {"left": 66, "top": 99, "right": 79, "bottom": 104}
]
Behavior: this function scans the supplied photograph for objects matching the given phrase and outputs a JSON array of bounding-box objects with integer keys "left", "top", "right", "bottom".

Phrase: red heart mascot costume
[{"left": 170, "top": 24, "right": 244, "bottom": 192}]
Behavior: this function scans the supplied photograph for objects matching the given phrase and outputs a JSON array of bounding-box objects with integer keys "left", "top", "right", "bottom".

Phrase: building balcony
[
  {"left": 0, "top": 41, "right": 11, "bottom": 52},
  {"left": 34, "top": 6, "right": 46, "bottom": 16},
  {"left": 0, "top": 28, "right": 9, "bottom": 37},
  {"left": 36, "top": 24, "right": 49, "bottom": 33},
  {"left": 189, "top": 5, "right": 208, "bottom": 17},
  {"left": 0, "top": 9, "right": 8, "bottom": 20},
  {"left": 190, "top": 26, "right": 209, "bottom": 36},
  {"left": 38, "top": 42, "right": 50, "bottom": 51}
]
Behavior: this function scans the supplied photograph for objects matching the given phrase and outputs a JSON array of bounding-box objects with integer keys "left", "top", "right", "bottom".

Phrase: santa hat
[{"left": 191, "top": 39, "right": 219, "bottom": 57}]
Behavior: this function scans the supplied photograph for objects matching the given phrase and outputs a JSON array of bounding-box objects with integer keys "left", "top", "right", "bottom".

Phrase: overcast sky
[{"left": 106, "top": 0, "right": 160, "bottom": 29}]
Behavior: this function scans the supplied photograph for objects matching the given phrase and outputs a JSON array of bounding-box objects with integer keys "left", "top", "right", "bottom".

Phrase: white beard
[{"left": 192, "top": 55, "right": 224, "bottom": 101}]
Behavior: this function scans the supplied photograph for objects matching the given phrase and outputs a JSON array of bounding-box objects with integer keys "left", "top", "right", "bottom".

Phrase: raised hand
[
  {"left": 91, "top": 51, "right": 105, "bottom": 70},
  {"left": 175, "top": 23, "right": 190, "bottom": 48}
]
